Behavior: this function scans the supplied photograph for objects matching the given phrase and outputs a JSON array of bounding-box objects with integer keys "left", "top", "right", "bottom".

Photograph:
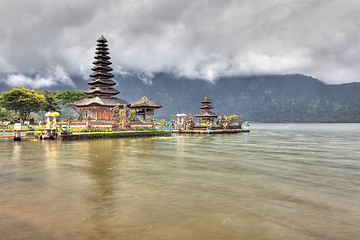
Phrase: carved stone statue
[
  {"left": 223, "top": 115, "right": 230, "bottom": 129},
  {"left": 188, "top": 114, "right": 195, "bottom": 130},
  {"left": 111, "top": 104, "right": 120, "bottom": 121}
]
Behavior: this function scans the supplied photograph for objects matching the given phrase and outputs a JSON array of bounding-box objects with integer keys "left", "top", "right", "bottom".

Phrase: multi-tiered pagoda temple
[
  {"left": 74, "top": 35, "right": 129, "bottom": 121},
  {"left": 195, "top": 97, "right": 218, "bottom": 124}
]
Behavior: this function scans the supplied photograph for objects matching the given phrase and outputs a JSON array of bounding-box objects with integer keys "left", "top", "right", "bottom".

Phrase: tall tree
[
  {"left": 37, "top": 89, "right": 61, "bottom": 119},
  {"left": 0, "top": 86, "right": 46, "bottom": 121},
  {"left": 55, "top": 90, "right": 87, "bottom": 120}
]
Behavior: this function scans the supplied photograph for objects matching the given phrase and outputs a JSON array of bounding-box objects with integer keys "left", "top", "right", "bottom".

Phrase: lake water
[{"left": 0, "top": 123, "right": 359, "bottom": 240}]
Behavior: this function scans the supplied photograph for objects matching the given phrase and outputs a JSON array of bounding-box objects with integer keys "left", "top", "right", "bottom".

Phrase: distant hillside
[
  {"left": 114, "top": 73, "right": 360, "bottom": 123},
  {"left": 1, "top": 73, "right": 360, "bottom": 122}
]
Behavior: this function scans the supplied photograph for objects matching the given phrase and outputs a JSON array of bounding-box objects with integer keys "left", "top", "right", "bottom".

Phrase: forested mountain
[
  {"left": 113, "top": 73, "right": 360, "bottom": 122},
  {"left": 1, "top": 73, "right": 360, "bottom": 122}
]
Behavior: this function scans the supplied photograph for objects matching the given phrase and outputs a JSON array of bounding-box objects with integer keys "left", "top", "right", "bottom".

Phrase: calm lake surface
[{"left": 0, "top": 123, "right": 359, "bottom": 240}]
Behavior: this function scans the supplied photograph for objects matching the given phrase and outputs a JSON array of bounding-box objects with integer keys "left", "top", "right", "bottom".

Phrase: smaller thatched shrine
[
  {"left": 130, "top": 96, "right": 162, "bottom": 123},
  {"left": 195, "top": 97, "right": 218, "bottom": 124}
]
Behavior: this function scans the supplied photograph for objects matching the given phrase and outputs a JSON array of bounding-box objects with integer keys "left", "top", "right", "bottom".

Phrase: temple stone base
[{"left": 172, "top": 129, "right": 250, "bottom": 134}]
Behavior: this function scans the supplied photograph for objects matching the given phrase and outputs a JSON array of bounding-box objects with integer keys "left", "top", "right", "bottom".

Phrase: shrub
[{"left": 229, "top": 115, "right": 238, "bottom": 124}]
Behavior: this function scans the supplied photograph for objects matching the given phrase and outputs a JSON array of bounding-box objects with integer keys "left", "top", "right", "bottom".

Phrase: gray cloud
[{"left": 0, "top": 0, "right": 360, "bottom": 88}]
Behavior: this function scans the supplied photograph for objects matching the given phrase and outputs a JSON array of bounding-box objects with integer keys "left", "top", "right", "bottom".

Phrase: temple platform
[
  {"left": 58, "top": 130, "right": 171, "bottom": 141},
  {"left": 172, "top": 129, "right": 250, "bottom": 134}
]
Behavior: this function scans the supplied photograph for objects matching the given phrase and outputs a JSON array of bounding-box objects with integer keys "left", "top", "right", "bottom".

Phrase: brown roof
[
  {"left": 195, "top": 111, "right": 218, "bottom": 118},
  {"left": 95, "top": 50, "right": 109, "bottom": 55},
  {"left": 92, "top": 60, "right": 112, "bottom": 66},
  {"left": 84, "top": 87, "right": 119, "bottom": 95},
  {"left": 130, "top": 96, "right": 162, "bottom": 109},
  {"left": 201, "top": 97, "right": 211, "bottom": 104},
  {"left": 200, "top": 104, "right": 213, "bottom": 109},
  {"left": 88, "top": 79, "right": 116, "bottom": 86},
  {"left": 96, "top": 43, "right": 108, "bottom": 47},
  {"left": 96, "top": 47, "right": 109, "bottom": 51},
  {"left": 97, "top": 35, "right": 107, "bottom": 43},
  {"left": 91, "top": 65, "right": 113, "bottom": 72},
  {"left": 74, "top": 96, "right": 129, "bottom": 107},
  {"left": 94, "top": 54, "right": 110, "bottom": 60},
  {"left": 90, "top": 72, "right": 114, "bottom": 78}
]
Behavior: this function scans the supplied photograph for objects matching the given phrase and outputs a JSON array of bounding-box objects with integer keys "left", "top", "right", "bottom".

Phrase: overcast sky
[{"left": 0, "top": 0, "right": 360, "bottom": 88}]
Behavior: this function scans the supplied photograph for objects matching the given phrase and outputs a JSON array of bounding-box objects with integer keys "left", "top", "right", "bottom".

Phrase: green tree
[
  {"left": 55, "top": 90, "right": 87, "bottom": 120},
  {"left": 0, "top": 107, "right": 13, "bottom": 121},
  {"left": 0, "top": 86, "right": 46, "bottom": 121},
  {"left": 229, "top": 115, "right": 238, "bottom": 124},
  {"left": 37, "top": 89, "right": 61, "bottom": 119}
]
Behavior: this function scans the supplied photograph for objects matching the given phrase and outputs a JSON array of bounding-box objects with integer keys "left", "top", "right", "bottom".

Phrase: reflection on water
[{"left": 0, "top": 123, "right": 360, "bottom": 240}]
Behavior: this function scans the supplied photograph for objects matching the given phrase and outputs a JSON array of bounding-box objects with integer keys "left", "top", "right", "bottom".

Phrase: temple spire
[
  {"left": 85, "top": 35, "right": 120, "bottom": 98},
  {"left": 73, "top": 35, "right": 129, "bottom": 121}
]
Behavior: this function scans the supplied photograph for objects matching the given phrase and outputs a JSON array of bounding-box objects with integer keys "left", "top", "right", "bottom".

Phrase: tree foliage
[
  {"left": 0, "top": 107, "right": 13, "bottom": 121},
  {"left": 0, "top": 86, "right": 46, "bottom": 121},
  {"left": 36, "top": 89, "right": 61, "bottom": 118},
  {"left": 229, "top": 115, "right": 238, "bottom": 124},
  {"left": 55, "top": 90, "right": 87, "bottom": 120},
  {"left": 119, "top": 107, "right": 141, "bottom": 122}
]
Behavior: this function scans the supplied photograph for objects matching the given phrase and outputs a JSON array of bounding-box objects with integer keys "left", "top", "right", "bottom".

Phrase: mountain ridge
[
  {"left": 113, "top": 73, "right": 360, "bottom": 122},
  {"left": 1, "top": 73, "right": 359, "bottom": 122}
]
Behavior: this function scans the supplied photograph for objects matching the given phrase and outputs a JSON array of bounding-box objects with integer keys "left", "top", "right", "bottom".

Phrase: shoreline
[
  {"left": 0, "top": 129, "right": 249, "bottom": 141},
  {"left": 0, "top": 130, "right": 172, "bottom": 141},
  {"left": 172, "top": 129, "right": 250, "bottom": 134},
  {"left": 58, "top": 130, "right": 172, "bottom": 141}
]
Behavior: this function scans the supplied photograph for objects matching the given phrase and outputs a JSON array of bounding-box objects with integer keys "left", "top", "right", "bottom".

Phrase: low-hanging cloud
[
  {"left": 1, "top": 0, "right": 360, "bottom": 88},
  {"left": 4, "top": 65, "right": 75, "bottom": 89}
]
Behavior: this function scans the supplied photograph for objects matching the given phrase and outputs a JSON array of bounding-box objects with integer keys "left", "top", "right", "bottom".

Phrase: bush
[
  {"left": 89, "top": 128, "right": 113, "bottom": 133},
  {"left": 71, "top": 127, "right": 88, "bottom": 132},
  {"left": 66, "top": 130, "right": 171, "bottom": 140},
  {"left": 28, "top": 116, "right": 35, "bottom": 124},
  {"left": 229, "top": 115, "right": 238, "bottom": 124}
]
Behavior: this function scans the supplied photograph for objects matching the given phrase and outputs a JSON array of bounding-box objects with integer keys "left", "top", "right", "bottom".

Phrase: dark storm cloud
[{"left": 0, "top": 0, "right": 360, "bottom": 88}]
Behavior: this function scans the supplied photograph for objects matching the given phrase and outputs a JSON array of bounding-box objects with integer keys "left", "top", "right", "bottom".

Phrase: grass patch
[
  {"left": 25, "top": 131, "right": 42, "bottom": 136},
  {"left": 62, "top": 130, "right": 171, "bottom": 140}
]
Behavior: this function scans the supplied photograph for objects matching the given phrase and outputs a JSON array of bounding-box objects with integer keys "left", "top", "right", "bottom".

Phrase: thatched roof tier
[
  {"left": 74, "top": 96, "right": 129, "bottom": 108},
  {"left": 200, "top": 104, "right": 213, "bottom": 109},
  {"left": 96, "top": 42, "right": 108, "bottom": 47},
  {"left": 130, "top": 96, "right": 162, "bottom": 109},
  {"left": 95, "top": 50, "right": 109, "bottom": 55},
  {"left": 84, "top": 87, "right": 119, "bottom": 95},
  {"left": 97, "top": 35, "right": 107, "bottom": 43},
  {"left": 195, "top": 111, "right": 218, "bottom": 118},
  {"left": 201, "top": 97, "right": 211, "bottom": 104},
  {"left": 88, "top": 79, "right": 116, "bottom": 86},
  {"left": 94, "top": 54, "right": 110, "bottom": 60},
  {"left": 90, "top": 72, "right": 114, "bottom": 78},
  {"left": 91, "top": 65, "right": 113, "bottom": 72},
  {"left": 92, "top": 60, "right": 112, "bottom": 66},
  {"left": 96, "top": 47, "right": 109, "bottom": 51}
]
